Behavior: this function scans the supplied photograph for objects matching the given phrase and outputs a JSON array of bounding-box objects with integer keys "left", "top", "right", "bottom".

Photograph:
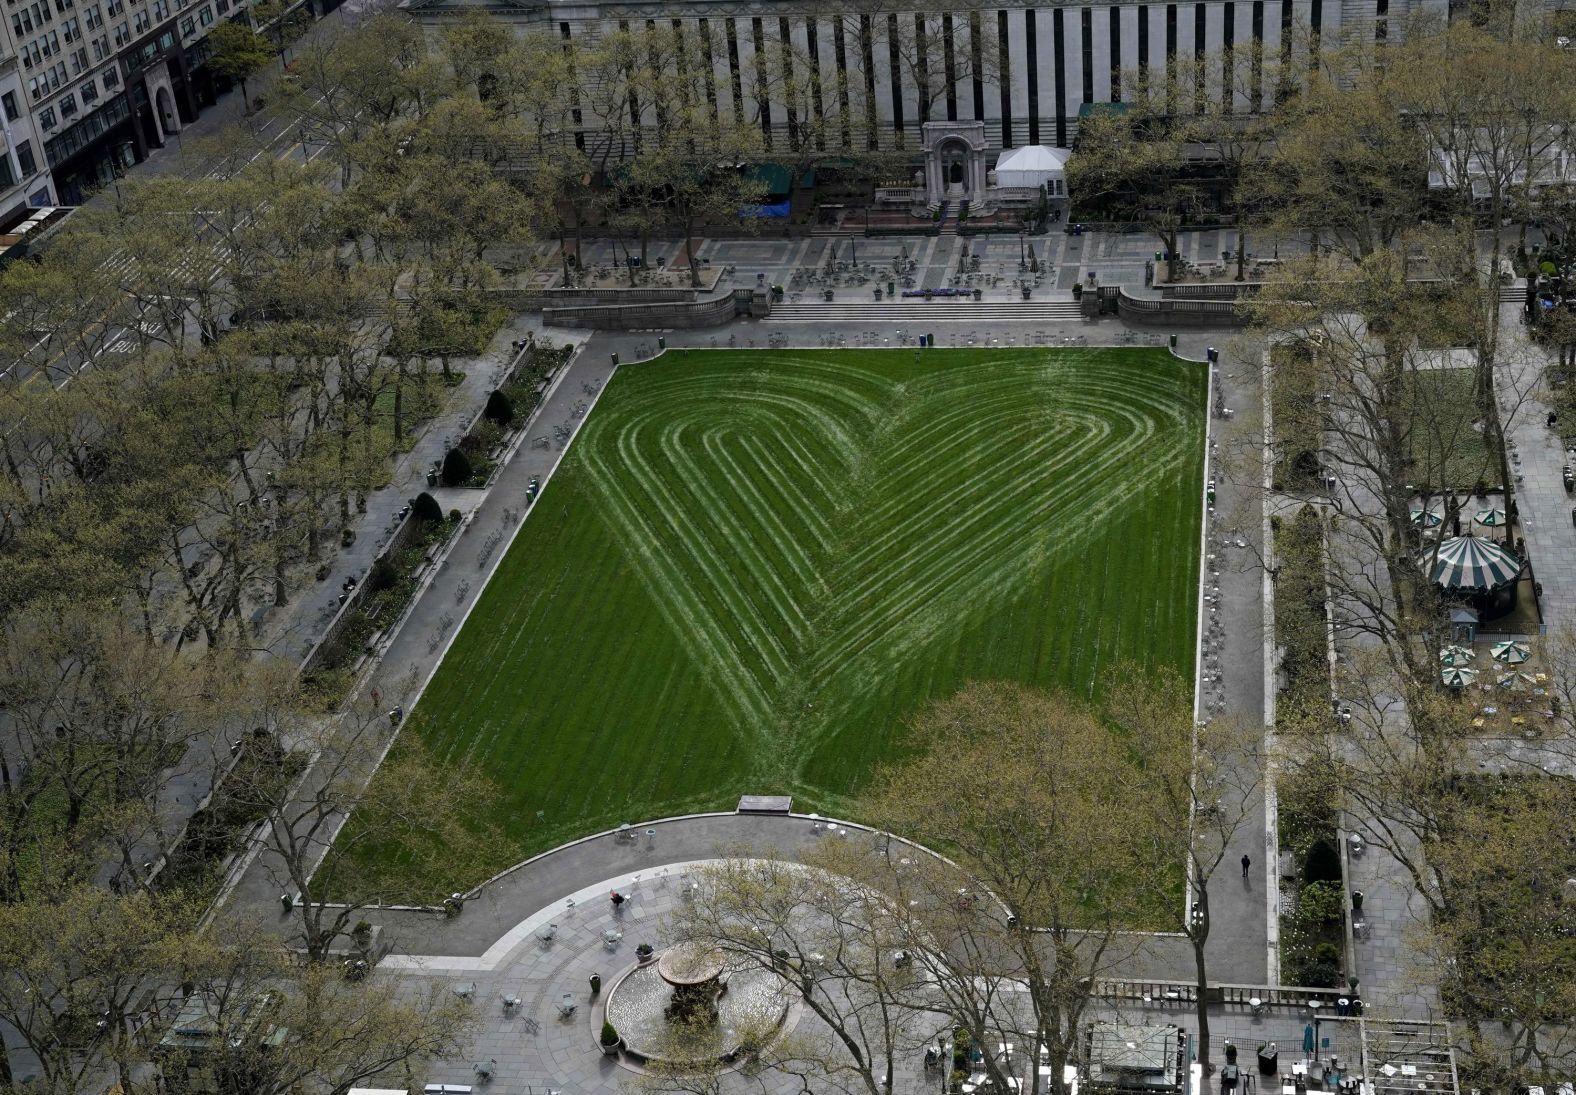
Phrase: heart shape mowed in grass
[{"left": 577, "top": 351, "right": 1199, "bottom": 776}]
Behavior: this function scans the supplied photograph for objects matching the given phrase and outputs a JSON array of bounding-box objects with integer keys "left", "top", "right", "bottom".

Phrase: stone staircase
[{"left": 765, "top": 299, "right": 1086, "bottom": 322}]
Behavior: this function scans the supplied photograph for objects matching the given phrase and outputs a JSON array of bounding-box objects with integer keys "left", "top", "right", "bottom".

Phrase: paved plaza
[
  {"left": 559, "top": 227, "right": 1310, "bottom": 302},
  {"left": 376, "top": 848, "right": 1360, "bottom": 1095}
]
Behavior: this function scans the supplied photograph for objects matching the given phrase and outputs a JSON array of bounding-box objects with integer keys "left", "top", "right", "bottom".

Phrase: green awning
[{"left": 744, "top": 163, "right": 814, "bottom": 196}]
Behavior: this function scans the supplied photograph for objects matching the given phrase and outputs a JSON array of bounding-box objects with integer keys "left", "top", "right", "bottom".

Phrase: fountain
[{"left": 603, "top": 943, "right": 793, "bottom": 1067}]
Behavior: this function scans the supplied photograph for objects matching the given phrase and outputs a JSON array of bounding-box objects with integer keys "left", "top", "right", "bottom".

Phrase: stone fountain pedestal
[{"left": 603, "top": 944, "right": 793, "bottom": 1069}]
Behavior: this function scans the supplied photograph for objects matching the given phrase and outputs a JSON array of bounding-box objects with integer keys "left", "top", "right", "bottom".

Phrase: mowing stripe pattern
[{"left": 375, "top": 348, "right": 1206, "bottom": 875}]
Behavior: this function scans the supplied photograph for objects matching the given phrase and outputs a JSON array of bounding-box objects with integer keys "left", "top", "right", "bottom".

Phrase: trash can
[
  {"left": 658, "top": 337, "right": 666, "bottom": 351},
  {"left": 1258, "top": 1044, "right": 1279, "bottom": 1075},
  {"left": 1170, "top": 334, "right": 1178, "bottom": 349}
]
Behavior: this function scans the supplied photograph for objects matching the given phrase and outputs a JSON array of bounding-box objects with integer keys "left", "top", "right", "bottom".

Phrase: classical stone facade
[{"left": 403, "top": 0, "right": 1459, "bottom": 155}]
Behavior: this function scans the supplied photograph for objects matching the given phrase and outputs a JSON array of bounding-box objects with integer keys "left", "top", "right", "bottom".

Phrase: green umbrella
[
  {"left": 1442, "top": 666, "right": 1477, "bottom": 688},
  {"left": 1410, "top": 508, "right": 1444, "bottom": 529},
  {"left": 1497, "top": 671, "right": 1537, "bottom": 689},
  {"left": 1440, "top": 645, "right": 1476, "bottom": 667},
  {"left": 1474, "top": 507, "right": 1509, "bottom": 528},
  {"left": 1491, "top": 640, "right": 1531, "bottom": 665}
]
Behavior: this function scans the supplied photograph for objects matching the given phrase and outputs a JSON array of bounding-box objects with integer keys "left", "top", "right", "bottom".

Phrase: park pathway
[{"left": 1498, "top": 315, "right": 1576, "bottom": 631}]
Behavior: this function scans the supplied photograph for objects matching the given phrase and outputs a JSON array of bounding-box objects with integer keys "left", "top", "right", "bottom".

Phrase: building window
[
  {"left": 215, "top": 0, "right": 227, "bottom": 13},
  {"left": 80, "top": 75, "right": 96, "bottom": 99},
  {"left": 151, "top": 0, "right": 167, "bottom": 21},
  {"left": 58, "top": 91, "right": 75, "bottom": 116},
  {"left": 1, "top": 91, "right": 17, "bottom": 121},
  {"left": 132, "top": 8, "right": 146, "bottom": 30},
  {"left": 102, "top": 66, "right": 117, "bottom": 87},
  {"left": 17, "top": 140, "right": 37, "bottom": 175},
  {"left": 30, "top": 187, "right": 50, "bottom": 206},
  {"left": 1080, "top": 7, "right": 1092, "bottom": 105},
  {"left": 178, "top": 13, "right": 190, "bottom": 33},
  {"left": 0, "top": 157, "right": 14, "bottom": 188},
  {"left": 195, "top": 3, "right": 207, "bottom": 22},
  {"left": 37, "top": 105, "right": 54, "bottom": 128}
]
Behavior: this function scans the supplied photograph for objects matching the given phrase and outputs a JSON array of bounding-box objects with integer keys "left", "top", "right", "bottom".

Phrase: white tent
[{"left": 993, "top": 145, "right": 1071, "bottom": 192}]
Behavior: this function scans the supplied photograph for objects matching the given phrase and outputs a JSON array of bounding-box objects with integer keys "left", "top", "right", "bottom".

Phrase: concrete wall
[
  {"left": 1116, "top": 287, "right": 1245, "bottom": 327},
  {"left": 543, "top": 289, "right": 759, "bottom": 330}
]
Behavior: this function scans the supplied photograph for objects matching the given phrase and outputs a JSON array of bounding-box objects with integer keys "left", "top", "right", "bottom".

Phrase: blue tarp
[{"left": 743, "top": 200, "right": 791, "bottom": 218}]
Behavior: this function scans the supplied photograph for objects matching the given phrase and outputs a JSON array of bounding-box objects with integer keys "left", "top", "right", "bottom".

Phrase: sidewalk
[{"left": 1498, "top": 319, "right": 1575, "bottom": 630}]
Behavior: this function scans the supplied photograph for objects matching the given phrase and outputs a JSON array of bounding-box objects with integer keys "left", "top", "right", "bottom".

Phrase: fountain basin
[{"left": 603, "top": 954, "right": 793, "bottom": 1067}]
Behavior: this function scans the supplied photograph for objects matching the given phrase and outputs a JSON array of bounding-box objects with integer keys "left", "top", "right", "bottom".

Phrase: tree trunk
[
  {"left": 1192, "top": 871, "right": 1214, "bottom": 1075},
  {"left": 1236, "top": 219, "right": 1247, "bottom": 282},
  {"left": 685, "top": 223, "right": 702, "bottom": 289}
]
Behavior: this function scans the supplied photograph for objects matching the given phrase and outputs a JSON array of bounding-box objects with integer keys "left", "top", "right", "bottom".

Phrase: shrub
[
  {"left": 600, "top": 1021, "right": 620, "bottom": 1046},
  {"left": 1303, "top": 838, "right": 1342, "bottom": 885},
  {"left": 411, "top": 492, "right": 443, "bottom": 524},
  {"left": 1295, "top": 959, "right": 1340, "bottom": 988},
  {"left": 448, "top": 509, "right": 463, "bottom": 523},
  {"left": 1299, "top": 880, "right": 1345, "bottom": 926},
  {"left": 484, "top": 389, "right": 514, "bottom": 428},
  {"left": 441, "top": 447, "right": 472, "bottom": 487},
  {"left": 367, "top": 555, "right": 398, "bottom": 594}
]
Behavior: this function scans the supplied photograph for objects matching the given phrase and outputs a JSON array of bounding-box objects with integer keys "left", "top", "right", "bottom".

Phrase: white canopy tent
[{"left": 992, "top": 145, "right": 1071, "bottom": 195}]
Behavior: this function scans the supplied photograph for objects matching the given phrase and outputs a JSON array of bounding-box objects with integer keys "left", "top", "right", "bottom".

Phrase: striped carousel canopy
[{"left": 1420, "top": 535, "right": 1522, "bottom": 592}]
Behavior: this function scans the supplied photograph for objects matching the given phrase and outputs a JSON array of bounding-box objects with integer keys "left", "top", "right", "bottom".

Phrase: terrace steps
[{"left": 766, "top": 300, "right": 1086, "bottom": 322}]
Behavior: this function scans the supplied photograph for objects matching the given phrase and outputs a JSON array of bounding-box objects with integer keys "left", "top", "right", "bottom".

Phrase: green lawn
[
  {"left": 354, "top": 347, "right": 1206, "bottom": 886},
  {"left": 1405, "top": 368, "right": 1498, "bottom": 492}
]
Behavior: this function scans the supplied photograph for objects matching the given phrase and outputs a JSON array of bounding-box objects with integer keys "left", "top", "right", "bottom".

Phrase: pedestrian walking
[
  {"left": 370, "top": 686, "right": 381, "bottom": 708},
  {"left": 1241, "top": 853, "right": 1252, "bottom": 879},
  {"left": 610, "top": 891, "right": 626, "bottom": 909}
]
